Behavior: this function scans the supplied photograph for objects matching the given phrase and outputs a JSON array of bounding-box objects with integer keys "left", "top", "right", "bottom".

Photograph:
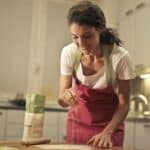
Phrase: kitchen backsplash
[{"left": 131, "top": 77, "right": 150, "bottom": 107}]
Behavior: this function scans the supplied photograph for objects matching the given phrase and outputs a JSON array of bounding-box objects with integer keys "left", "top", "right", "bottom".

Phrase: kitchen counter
[
  {"left": 0, "top": 101, "right": 68, "bottom": 112},
  {"left": 0, "top": 141, "right": 144, "bottom": 150},
  {"left": 1, "top": 101, "right": 150, "bottom": 121},
  {"left": 126, "top": 112, "right": 150, "bottom": 122}
]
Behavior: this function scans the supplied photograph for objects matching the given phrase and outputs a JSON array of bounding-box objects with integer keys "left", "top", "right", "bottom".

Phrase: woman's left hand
[{"left": 87, "top": 130, "right": 113, "bottom": 148}]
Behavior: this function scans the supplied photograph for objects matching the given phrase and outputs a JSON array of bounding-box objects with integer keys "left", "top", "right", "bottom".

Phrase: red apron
[{"left": 67, "top": 75, "right": 124, "bottom": 146}]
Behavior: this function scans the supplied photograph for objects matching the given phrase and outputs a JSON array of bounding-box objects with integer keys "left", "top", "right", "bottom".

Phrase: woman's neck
[
  {"left": 82, "top": 47, "right": 102, "bottom": 64},
  {"left": 82, "top": 44, "right": 114, "bottom": 63},
  {"left": 82, "top": 46, "right": 102, "bottom": 58}
]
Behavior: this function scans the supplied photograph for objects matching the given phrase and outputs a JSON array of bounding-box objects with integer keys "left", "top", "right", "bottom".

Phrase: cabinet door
[
  {"left": 119, "top": 0, "right": 135, "bottom": 20},
  {"left": 43, "top": 111, "right": 59, "bottom": 141},
  {"left": 118, "top": 12, "right": 135, "bottom": 64},
  {"left": 6, "top": 110, "right": 25, "bottom": 140},
  {"left": 135, "top": 1, "right": 150, "bottom": 66},
  {"left": 124, "top": 121, "right": 135, "bottom": 147},
  {"left": 135, "top": 121, "right": 150, "bottom": 149},
  {"left": 58, "top": 112, "right": 67, "bottom": 142},
  {"left": 0, "top": 109, "right": 7, "bottom": 140}
]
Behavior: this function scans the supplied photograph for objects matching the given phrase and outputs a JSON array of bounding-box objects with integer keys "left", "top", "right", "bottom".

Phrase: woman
[{"left": 58, "top": 0, "right": 135, "bottom": 148}]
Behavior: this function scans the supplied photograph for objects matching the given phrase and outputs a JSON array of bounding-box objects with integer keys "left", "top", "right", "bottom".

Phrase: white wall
[
  {"left": 0, "top": 0, "right": 33, "bottom": 96},
  {"left": 0, "top": 0, "right": 73, "bottom": 101},
  {"left": 41, "top": 1, "right": 72, "bottom": 100}
]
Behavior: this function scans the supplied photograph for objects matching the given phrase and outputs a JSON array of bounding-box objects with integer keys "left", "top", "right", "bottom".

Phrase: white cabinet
[
  {"left": 0, "top": 108, "right": 67, "bottom": 142},
  {"left": 0, "top": 109, "right": 7, "bottom": 140},
  {"left": 119, "top": 0, "right": 135, "bottom": 20},
  {"left": 58, "top": 112, "right": 67, "bottom": 142},
  {"left": 135, "top": 1, "right": 150, "bottom": 67},
  {"left": 43, "top": 111, "right": 68, "bottom": 142},
  {"left": 135, "top": 121, "right": 150, "bottom": 149},
  {"left": 119, "top": 0, "right": 150, "bottom": 67},
  {"left": 124, "top": 121, "right": 135, "bottom": 147},
  {"left": 0, "top": 109, "right": 25, "bottom": 140},
  {"left": 118, "top": 12, "right": 135, "bottom": 64},
  {"left": 6, "top": 110, "right": 25, "bottom": 140},
  {"left": 43, "top": 111, "right": 59, "bottom": 141},
  {"left": 118, "top": 0, "right": 136, "bottom": 65},
  {"left": 124, "top": 119, "right": 150, "bottom": 149}
]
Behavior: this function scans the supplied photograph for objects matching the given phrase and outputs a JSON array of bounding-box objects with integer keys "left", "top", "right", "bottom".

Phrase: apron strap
[
  {"left": 102, "top": 45, "right": 112, "bottom": 85},
  {"left": 73, "top": 48, "right": 82, "bottom": 72},
  {"left": 73, "top": 46, "right": 112, "bottom": 85}
]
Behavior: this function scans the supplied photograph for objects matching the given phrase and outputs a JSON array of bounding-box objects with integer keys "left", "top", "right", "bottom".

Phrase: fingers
[
  {"left": 87, "top": 136, "right": 95, "bottom": 144},
  {"left": 98, "top": 137, "right": 104, "bottom": 148},
  {"left": 93, "top": 135, "right": 100, "bottom": 146},
  {"left": 88, "top": 133, "right": 113, "bottom": 148},
  {"left": 99, "top": 134, "right": 113, "bottom": 148},
  {"left": 98, "top": 137, "right": 113, "bottom": 148},
  {"left": 63, "top": 89, "right": 77, "bottom": 106},
  {"left": 107, "top": 141, "right": 113, "bottom": 148}
]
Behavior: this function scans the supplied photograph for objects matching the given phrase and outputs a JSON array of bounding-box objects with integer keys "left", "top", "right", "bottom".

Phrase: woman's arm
[
  {"left": 58, "top": 74, "right": 76, "bottom": 107},
  {"left": 88, "top": 79, "right": 131, "bottom": 147},
  {"left": 58, "top": 75, "right": 72, "bottom": 107},
  {"left": 103, "top": 79, "right": 130, "bottom": 133}
]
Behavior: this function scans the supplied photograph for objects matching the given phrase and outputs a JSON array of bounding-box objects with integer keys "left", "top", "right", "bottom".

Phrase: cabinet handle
[
  {"left": 136, "top": 2, "right": 146, "bottom": 10},
  {"left": 144, "top": 124, "right": 150, "bottom": 128},
  {"left": 125, "top": 9, "right": 134, "bottom": 16}
]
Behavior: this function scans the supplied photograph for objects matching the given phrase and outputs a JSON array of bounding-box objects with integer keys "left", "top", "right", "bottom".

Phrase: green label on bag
[{"left": 26, "top": 94, "right": 45, "bottom": 113}]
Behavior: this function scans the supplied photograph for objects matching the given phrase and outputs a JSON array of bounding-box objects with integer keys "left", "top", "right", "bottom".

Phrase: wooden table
[{"left": 0, "top": 141, "right": 143, "bottom": 150}]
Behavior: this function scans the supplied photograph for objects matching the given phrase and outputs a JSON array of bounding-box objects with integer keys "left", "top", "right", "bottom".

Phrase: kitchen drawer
[
  {"left": 58, "top": 112, "right": 67, "bottom": 142},
  {"left": 7, "top": 110, "right": 25, "bottom": 124},
  {"left": 43, "top": 124, "right": 58, "bottom": 138},
  {"left": 0, "top": 109, "right": 7, "bottom": 140},
  {"left": 44, "top": 112, "right": 58, "bottom": 125},
  {"left": 5, "top": 136, "right": 22, "bottom": 140},
  {"left": 6, "top": 124, "right": 24, "bottom": 137},
  {"left": 50, "top": 136, "right": 59, "bottom": 142},
  {"left": 124, "top": 121, "right": 135, "bottom": 147},
  {"left": 135, "top": 121, "right": 150, "bottom": 149}
]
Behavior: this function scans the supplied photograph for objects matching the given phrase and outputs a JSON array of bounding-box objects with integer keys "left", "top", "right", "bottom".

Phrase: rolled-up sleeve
[
  {"left": 116, "top": 53, "right": 135, "bottom": 80},
  {"left": 60, "top": 45, "right": 76, "bottom": 75}
]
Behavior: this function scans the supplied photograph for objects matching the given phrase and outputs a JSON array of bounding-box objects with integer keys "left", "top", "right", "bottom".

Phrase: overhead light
[
  {"left": 135, "top": 65, "right": 150, "bottom": 79},
  {"left": 140, "top": 73, "right": 150, "bottom": 79}
]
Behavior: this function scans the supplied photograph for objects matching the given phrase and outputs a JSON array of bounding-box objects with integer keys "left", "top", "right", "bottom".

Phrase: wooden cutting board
[
  {"left": 27, "top": 144, "right": 95, "bottom": 150},
  {"left": 0, "top": 141, "right": 145, "bottom": 150},
  {"left": 0, "top": 143, "right": 100, "bottom": 150}
]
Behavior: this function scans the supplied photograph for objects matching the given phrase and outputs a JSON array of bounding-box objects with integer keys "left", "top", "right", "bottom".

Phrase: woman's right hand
[{"left": 59, "top": 88, "right": 78, "bottom": 107}]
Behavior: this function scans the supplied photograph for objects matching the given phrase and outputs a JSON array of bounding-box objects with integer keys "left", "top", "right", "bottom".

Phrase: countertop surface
[
  {"left": 0, "top": 100, "right": 68, "bottom": 112},
  {"left": 0, "top": 141, "right": 144, "bottom": 150},
  {"left": 126, "top": 113, "right": 150, "bottom": 122},
  {"left": 0, "top": 101, "right": 150, "bottom": 121}
]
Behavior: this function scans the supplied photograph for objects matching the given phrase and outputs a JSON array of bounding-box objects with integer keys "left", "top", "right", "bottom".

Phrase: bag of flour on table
[{"left": 22, "top": 94, "right": 50, "bottom": 145}]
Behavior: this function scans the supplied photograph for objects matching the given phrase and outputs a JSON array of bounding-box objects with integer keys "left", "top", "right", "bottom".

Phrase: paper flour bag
[{"left": 22, "top": 94, "right": 45, "bottom": 141}]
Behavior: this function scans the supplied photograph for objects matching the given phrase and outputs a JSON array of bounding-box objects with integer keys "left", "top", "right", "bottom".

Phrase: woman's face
[{"left": 70, "top": 23, "right": 100, "bottom": 54}]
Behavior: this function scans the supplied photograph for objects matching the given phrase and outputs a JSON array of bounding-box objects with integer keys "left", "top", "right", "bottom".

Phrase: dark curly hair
[{"left": 67, "top": 0, "right": 122, "bottom": 46}]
